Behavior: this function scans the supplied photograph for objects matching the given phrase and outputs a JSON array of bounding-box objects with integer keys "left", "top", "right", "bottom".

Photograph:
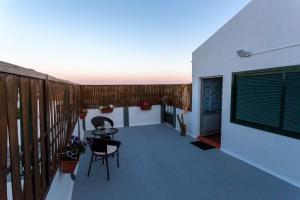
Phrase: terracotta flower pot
[
  {"left": 140, "top": 101, "right": 152, "bottom": 110},
  {"left": 60, "top": 160, "right": 78, "bottom": 173}
]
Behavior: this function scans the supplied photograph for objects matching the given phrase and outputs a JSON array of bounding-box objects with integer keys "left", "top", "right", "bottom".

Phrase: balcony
[{"left": 1, "top": 61, "right": 300, "bottom": 200}]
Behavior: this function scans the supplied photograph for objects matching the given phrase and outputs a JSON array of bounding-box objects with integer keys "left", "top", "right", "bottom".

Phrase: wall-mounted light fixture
[{"left": 236, "top": 49, "right": 252, "bottom": 57}]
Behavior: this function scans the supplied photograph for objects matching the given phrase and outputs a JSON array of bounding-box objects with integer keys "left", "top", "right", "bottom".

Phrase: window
[
  {"left": 203, "top": 78, "right": 222, "bottom": 113},
  {"left": 231, "top": 66, "right": 300, "bottom": 140}
]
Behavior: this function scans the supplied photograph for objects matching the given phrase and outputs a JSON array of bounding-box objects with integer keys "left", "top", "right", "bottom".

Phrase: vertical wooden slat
[
  {"left": 55, "top": 84, "right": 59, "bottom": 166},
  {"left": 38, "top": 80, "right": 47, "bottom": 192},
  {"left": 20, "top": 77, "right": 33, "bottom": 200},
  {"left": 6, "top": 75, "right": 23, "bottom": 200},
  {"left": 48, "top": 83, "right": 54, "bottom": 176},
  {"left": 0, "top": 76, "right": 8, "bottom": 200},
  {"left": 51, "top": 83, "right": 57, "bottom": 170},
  {"left": 30, "top": 79, "right": 41, "bottom": 200},
  {"left": 44, "top": 76, "right": 51, "bottom": 184},
  {"left": 55, "top": 84, "right": 60, "bottom": 158}
]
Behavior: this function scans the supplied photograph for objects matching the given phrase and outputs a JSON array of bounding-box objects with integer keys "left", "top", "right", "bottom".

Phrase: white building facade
[{"left": 191, "top": 0, "right": 300, "bottom": 187}]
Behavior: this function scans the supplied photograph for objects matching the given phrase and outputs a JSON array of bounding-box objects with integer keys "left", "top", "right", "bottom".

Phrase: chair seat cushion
[{"left": 94, "top": 145, "right": 117, "bottom": 156}]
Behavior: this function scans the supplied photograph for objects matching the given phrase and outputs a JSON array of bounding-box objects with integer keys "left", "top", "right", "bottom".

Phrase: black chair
[
  {"left": 91, "top": 116, "right": 114, "bottom": 129},
  {"left": 91, "top": 116, "right": 115, "bottom": 139},
  {"left": 86, "top": 137, "right": 121, "bottom": 180}
]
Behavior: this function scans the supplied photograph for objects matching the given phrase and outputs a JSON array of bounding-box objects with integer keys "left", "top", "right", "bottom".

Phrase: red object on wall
[
  {"left": 140, "top": 100, "right": 152, "bottom": 110},
  {"left": 79, "top": 109, "right": 88, "bottom": 119},
  {"left": 79, "top": 114, "right": 86, "bottom": 119}
]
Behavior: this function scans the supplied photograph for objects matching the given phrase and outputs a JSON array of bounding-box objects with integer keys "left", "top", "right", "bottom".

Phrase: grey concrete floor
[{"left": 72, "top": 124, "right": 300, "bottom": 200}]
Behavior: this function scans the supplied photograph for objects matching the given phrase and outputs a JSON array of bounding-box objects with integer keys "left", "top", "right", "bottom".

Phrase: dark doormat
[{"left": 190, "top": 141, "right": 215, "bottom": 150}]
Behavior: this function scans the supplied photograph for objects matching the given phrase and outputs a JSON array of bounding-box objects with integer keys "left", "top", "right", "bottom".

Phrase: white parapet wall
[
  {"left": 129, "top": 105, "right": 161, "bottom": 126},
  {"left": 82, "top": 105, "right": 162, "bottom": 128},
  {"left": 84, "top": 107, "right": 125, "bottom": 130}
]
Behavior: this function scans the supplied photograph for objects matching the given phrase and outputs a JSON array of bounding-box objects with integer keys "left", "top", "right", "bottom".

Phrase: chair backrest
[
  {"left": 86, "top": 137, "right": 121, "bottom": 153},
  {"left": 91, "top": 116, "right": 114, "bottom": 129},
  {"left": 86, "top": 137, "right": 107, "bottom": 153}
]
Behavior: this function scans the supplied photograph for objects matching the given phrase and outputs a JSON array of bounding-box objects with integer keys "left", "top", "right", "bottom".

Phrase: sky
[{"left": 0, "top": 0, "right": 250, "bottom": 84}]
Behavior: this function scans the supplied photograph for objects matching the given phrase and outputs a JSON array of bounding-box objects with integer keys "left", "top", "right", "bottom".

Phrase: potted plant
[
  {"left": 99, "top": 105, "right": 114, "bottom": 113},
  {"left": 79, "top": 109, "right": 88, "bottom": 119},
  {"left": 140, "top": 100, "right": 152, "bottom": 110},
  {"left": 177, "top": 114, "right": 187, "bottom": 136},
  {"left": 60, "top": 136, "right": 86, "bottom": 173},
  {"left": 177, "top": 85, "right": 190, "bottom": 136}
]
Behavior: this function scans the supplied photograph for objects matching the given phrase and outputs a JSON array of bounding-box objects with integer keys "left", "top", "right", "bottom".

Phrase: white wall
[
  {"left": 83, "top": 106, "right": 162, "bottom": 128},
  {"left": 129, "top": 105, "right": 161, "bottom": 126},
  {"left": 84, "top": 107, "right": 125, "bottom": 130},
  {"left": 192, "top": 0, "right": 300, "bottom": 187}
]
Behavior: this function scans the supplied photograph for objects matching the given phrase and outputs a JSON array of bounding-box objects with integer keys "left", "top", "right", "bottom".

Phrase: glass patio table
[{"left": 91, "top": 127, "right": 118, "bottom": 139}]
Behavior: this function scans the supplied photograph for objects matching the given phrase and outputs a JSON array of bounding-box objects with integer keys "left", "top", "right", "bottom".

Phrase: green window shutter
[
  {"left": 235, "top": 73, "right": 282, "bottom": 128},
  {"left": 283, "top": 71, "right": 300, "bottom": 133}
]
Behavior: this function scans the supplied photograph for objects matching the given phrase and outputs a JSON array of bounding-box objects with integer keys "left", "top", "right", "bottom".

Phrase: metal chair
[
  {"left": 86, "top": 137, "right": 121, "bottom": 180},
  {"left": 91, "top": 116, "right": 114, "bottom": 129},
  {"left": 91, "top": 116, "right": 114, "bottom": 139}
]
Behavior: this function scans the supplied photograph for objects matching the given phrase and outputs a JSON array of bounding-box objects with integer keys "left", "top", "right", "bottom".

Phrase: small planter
[
  {"left": 99, "top": 105, "right": 114, "bottom": 113},
  {"left": 140, "top": 100, "right": 152, "bottom": 111},
  {"left": 140, "top": 105, "right": 152, "bottom": 110},
  {"left": 60, "top": 160, "right": 78, "bottom": 173},
  {"left": 61, "top": 136, "right": 86, "bottom": 173},
  {"left": 101, "top": 107, "right": 113, "bottom": 113}
]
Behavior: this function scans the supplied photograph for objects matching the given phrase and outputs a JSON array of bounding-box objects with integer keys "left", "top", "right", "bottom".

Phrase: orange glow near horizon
[
  {"left": 0, "top": 0, "right": 249, "bottom": 85},
  {"left": 50, "top": 69, "right": 191, "bottom": 85},
  {"left": 71, "top": 74, "right": 191, "bottom": 85}
]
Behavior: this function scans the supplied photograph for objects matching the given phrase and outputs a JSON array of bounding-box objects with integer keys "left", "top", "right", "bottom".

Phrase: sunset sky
[{"left": 0, "top": 0, "right": 250, "bottom": 84}]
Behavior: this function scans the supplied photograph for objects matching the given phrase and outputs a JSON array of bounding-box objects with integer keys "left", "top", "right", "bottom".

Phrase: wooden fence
[
  {"left": 0, "top": 61, "right": 80, "bottom": 200},
  {"left": 80, "top": 84, "right": 192, "bottom": 110}
]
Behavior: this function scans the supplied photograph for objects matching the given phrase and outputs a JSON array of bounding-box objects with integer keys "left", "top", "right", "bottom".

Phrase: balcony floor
[{"left": 72, "top": 124, "right": 300, "bottom": 200}]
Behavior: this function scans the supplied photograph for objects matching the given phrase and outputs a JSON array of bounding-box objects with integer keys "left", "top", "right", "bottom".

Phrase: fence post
[
  {"left": 172, "top": 106, "right": 177, "bottom": 128},
  {"left": 161, "top": 104, "right": 165, "bottom": 123},
  {"left": 123, "top": 107, "right": 129, "bottom": 127}
]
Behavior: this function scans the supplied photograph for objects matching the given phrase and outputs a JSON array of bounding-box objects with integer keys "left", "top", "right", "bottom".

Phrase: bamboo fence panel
[{"left": 80, "top": 84, "right": 192, "bottom": 111}]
